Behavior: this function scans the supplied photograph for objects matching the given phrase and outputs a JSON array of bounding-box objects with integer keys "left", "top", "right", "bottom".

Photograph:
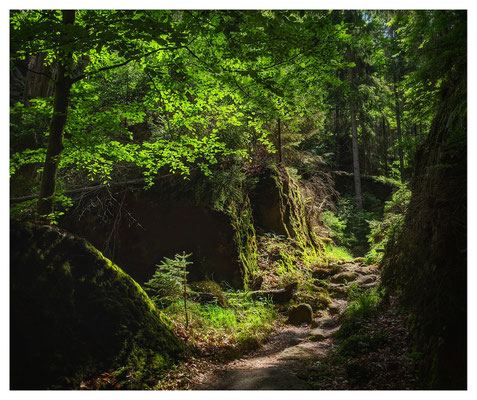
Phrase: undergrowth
[
  {"left": 336, "top": 286, "right": 386, "bottom": 357},
  {"left": 364, "top": 185, "right": 411, "bottom": 265},
  {"left": 161, "top": 291, "right": 278, "bottom": 359}
]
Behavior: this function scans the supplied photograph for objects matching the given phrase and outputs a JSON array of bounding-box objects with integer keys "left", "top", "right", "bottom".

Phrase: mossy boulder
[
  {"left": 189, "top": 280, "right": 227, "bottom": 307},
  {"left": 330, "top": 271, "right": 358, "bottom": 284},
  {"left": 10, "top": 221, "right": 184, "bottom": 389},
  {"left": 312, "top": 264, "right": 343, "bottom": 279},
  {"left": 287, "top": 303, "right": 313, "bottom": 325}
]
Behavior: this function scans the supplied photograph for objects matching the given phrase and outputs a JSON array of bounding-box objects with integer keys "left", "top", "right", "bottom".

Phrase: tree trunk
[
  {"left": 393, "top": 79, "right": 405, "bottom": 183},
  {"left": 347, "top": 47, "right": 363, "bottom": 211},
  {"left": 277, "top": 117, "right": 282, "bottom": 164},
  {"left": 382, "top": 115, "right": 388, "bottom": 177},
  {"left": 350, "top": 96, "right": 363, "bottom": 210},
  {"left": 37, "top": 10, "right": 75, "bottom": 217}
]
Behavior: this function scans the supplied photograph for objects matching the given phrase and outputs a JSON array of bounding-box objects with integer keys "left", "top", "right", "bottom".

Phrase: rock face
[
  {"left": 61, "top": 173, "right": 257, "bottom": 288},
  {"left": 10, "top": 222, "right": 184, "bottom": 389},
  {"left": 287, "top": 303, "right": 313, "bottom": 325},
  {"left": 382, "top": 79, "right": 467, "bottom": 389},
  {"left": 250, "top": 165, "right": 319, "bottom": 251}
]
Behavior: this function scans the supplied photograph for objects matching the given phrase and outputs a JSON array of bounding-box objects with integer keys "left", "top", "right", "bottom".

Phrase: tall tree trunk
[
  {"left": 347, "top": 48, "right": 363, "bottom": 211},
  {"left": 382, "top": 115, "right": 388, "bottom": 177},
  {"left": 37, "top": 10, "right": 75, "bottom": 217},
  {"left": 393, "top": 79, "right": 405, "bottom": 183},
  {"left": 350, "top": 96, "right": 363, "bottom": 210},
  {"left": 277, "top": 117, "right": 282, "bottom": 164}
]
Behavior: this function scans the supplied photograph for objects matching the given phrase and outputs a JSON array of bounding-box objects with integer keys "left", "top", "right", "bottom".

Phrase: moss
[
  {"left": 251, "top": 165, "right": 324, "bottom": 265},
  {"left": 10, "top": 221, "right": 185, "bottom": 389},
  {"left": 189, "top": 280, "right": 228, "bottom": 307},
  {"left": 272, "top": 165, "right": 321, "bottom": 250},
  {"left": 227, "top": 194, "right": 258, "bottom": 288}
]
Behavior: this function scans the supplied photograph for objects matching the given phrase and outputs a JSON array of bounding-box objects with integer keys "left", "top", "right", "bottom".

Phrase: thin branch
[
  {"left": 10, "top": 176, "right": 174, "bottom": 204},
  {"left": 71, "top": 45, "right": 184, "bottom": 83},
  {"left": 24, "top": 67, "right": 55, "bottom": 82}
]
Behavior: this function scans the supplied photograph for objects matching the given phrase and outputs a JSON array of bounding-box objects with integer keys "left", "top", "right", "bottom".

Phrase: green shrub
[{"left": 365, "top": 185, "right": 411, "bottom": 264}]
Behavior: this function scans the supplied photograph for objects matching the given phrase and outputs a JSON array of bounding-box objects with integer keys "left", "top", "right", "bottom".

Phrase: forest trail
[{"left": 191, "top": 261, "right": 380, "bottom": 390}]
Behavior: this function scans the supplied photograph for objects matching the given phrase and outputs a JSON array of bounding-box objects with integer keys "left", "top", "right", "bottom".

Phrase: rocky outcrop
[
  {"left": 382, "top": 79, "right": 467, "bottom": 389},
  {"left": 61, "top": 173, "right": 258, "bottom": 288},
  {"left": 250, "top": 165, "right": 320, "bottom": 251},
  {"left": 10, "top": 221, "right": 184, "bottom": 389}
]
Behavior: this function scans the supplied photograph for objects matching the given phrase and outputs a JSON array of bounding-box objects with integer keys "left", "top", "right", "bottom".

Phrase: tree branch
[
  {"left": 71, "top": 46, "right": 184, "bottom": 83},
  {"left": 24, "top": 67, "right": 55, "bottom": 82}
]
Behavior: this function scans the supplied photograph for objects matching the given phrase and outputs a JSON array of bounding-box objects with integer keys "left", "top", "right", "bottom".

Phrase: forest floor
[{"left": 157, "top": 261, "right": 420, "bottom": 390}]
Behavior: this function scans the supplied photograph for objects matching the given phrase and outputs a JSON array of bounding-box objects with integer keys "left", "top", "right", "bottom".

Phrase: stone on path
[
  {"left": 329, "top": 271, "right": 358, "bottom": 284},
  {"left": 287, "top": 303, "right": 313, "bottom": 325},
  {"left": 309, "top": 326, "right": 340, "bottom": 341}
]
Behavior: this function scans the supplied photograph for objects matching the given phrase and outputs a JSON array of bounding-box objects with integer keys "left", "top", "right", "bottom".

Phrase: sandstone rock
[
  {"left": 328, "top": 299, "right": 348, "bottom": 316},
  {"left": 287, "top": 303, "right": 313, "bottom": 325},
  {"left": 357, "top": 275, "right": 377, "bottom": 285},
  {"left": 10, "top": 222, "right": 184, "bottom": 389},
  {"left": 318, "top": 317, "right": 340, "bottom": 329},
  {"left": 327, "top": 284, "right": 349, "bottom": 299},
  {"left": 250, "top": 282, "right": 298, "bottom": 303},
  {"left": 330, "top": 271, "right": 358, "bottom": 284},
  {"left": 309, "top": 326, "right": 339, "bottom": 341},
  {"left": 312, "top": 264, "right": 342, "bottom": 280}
]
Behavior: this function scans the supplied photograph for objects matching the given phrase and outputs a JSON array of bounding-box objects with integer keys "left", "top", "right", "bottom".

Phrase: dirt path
[{"left": 191, "top": 321, "right": 339, "bottom": 390}]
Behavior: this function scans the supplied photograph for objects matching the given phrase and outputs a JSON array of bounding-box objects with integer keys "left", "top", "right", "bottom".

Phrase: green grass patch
[
  {"left": 161, "top": 290, "right": 277, "bottom": 357},
  {"left": 324, "top": 243, "right": 354, "bottom": 263}
]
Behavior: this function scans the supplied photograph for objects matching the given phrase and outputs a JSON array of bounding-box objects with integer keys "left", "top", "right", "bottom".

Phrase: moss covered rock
[
  {"left": 382, "top": 79, "right": 467, "bottom": 389},
  {"left": 189, "top": 280, "right": 227, "bottom": 307},
  {"left": 250, "top": 165, "right": 320, "bottom": 252},
  {"left": 287, "top": 303, "right": 313, "bottom": 325},
  {"left": 10, "top": 221, "right": 184, "bottom": 389}
]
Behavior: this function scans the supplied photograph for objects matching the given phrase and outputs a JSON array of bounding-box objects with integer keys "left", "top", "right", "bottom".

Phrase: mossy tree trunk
[{"left": 37, "top": 10, "right": 75, "bottom": 217}]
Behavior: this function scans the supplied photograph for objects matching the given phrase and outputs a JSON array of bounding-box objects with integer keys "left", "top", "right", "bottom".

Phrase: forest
[{"left": 9, "top": 9, "right": 467, "bottom": 390}]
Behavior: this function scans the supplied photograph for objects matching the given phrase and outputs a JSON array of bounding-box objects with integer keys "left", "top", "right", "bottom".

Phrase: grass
[
  {"left": 323, "top": 243, "right": 354, "bottom": 263},
  {"left": 161, "top": 290, "right": 278, "bottom": 358}
]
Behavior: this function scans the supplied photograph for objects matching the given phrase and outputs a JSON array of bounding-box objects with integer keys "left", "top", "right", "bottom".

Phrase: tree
[{"left": 11, "top": 10, "right": 188, "bottom": 217}]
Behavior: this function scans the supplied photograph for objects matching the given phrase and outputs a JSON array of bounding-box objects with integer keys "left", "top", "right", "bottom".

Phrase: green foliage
[
  {"left": 324, "top": 195, "right": 380, "bottom": 256},
  {"left": 345, "top": 286, "right": 382, "bottom": 319},
  {"left": 335, "top": 286, "right": 387, "bottom": 359},
  {"left": 321, "top": 210, "right": 348, "bottom": 246},
  {"left": 365, "top": 185, "right": 411, "bottom": 264},
  {"left": 323, "top": 243, "right": 353, "bottom": 263}
]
